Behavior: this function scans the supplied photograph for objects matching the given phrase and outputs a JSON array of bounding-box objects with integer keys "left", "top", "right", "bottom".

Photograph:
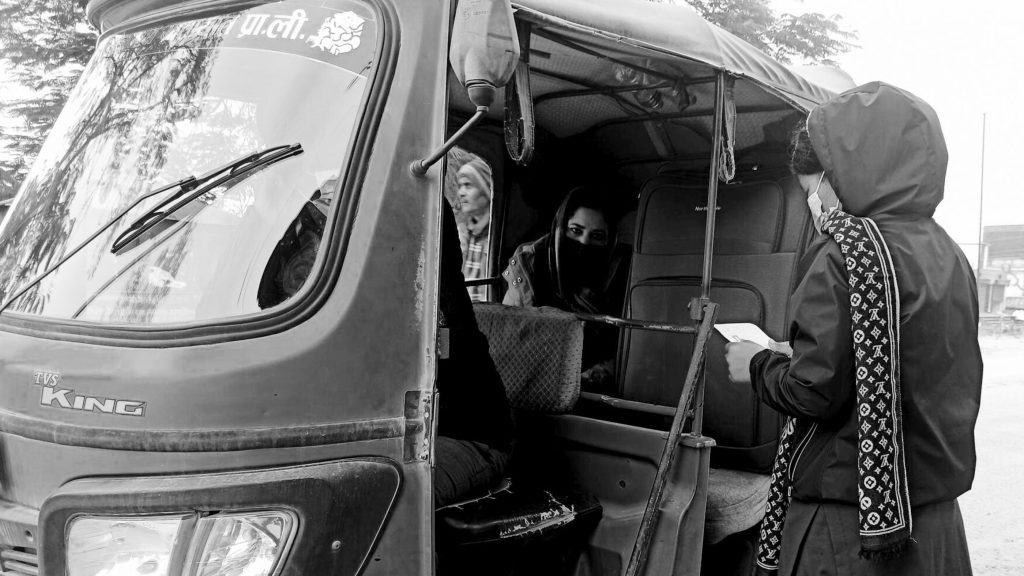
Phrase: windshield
[{"left": 0, "top": 0, "right": 378, "bottom": 325}]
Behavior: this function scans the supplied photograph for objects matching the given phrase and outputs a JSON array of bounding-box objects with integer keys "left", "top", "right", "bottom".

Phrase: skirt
[{"left": 778, "top": 499, "right": 972, "bottom": 576}]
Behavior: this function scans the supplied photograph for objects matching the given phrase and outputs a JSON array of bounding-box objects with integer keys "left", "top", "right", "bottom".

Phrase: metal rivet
[
  {"left": 517, "top": 277, "right": 522, "bottom": 282},
  {"left": 510, "top": 259, "right": 516, "bottom": 264},
  {"left": 503, "top": 270, "right": 509, "bottom": 276},
  {"left": 331, "top": 540, "right": 342, "bottom": 551}
]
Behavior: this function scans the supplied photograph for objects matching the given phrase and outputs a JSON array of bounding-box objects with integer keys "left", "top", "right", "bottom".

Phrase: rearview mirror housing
[{"left": 449, "top": 0, "right": 520, "bottom": 108}]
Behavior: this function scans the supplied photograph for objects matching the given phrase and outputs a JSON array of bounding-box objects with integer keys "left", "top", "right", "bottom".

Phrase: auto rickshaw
[{"left": 0, "top": 0, "right": 847, "bottom": 574}]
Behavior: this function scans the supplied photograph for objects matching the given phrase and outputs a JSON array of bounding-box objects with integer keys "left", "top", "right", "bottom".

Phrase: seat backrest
[
  {"left": 474, "top": 303, "right": 584, "bottom": 413},
  {"left": 618, "top": 175, "right": 812, "bottom": 472}
]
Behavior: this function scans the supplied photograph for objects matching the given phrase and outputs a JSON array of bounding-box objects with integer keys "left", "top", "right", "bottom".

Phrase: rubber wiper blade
[
  {"left": 110, "top": 143, "right": 302, "bottom": 254},
  {"left": 0, "top": 143, "right": 301, "bottom": 316},
  {"left": 0, "top": 174, "right": 199, "bottom": 315}
]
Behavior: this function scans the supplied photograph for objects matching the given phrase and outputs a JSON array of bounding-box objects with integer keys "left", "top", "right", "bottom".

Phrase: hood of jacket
[{"left": 807, "top": 82, "right": 948, "bottom": 218}]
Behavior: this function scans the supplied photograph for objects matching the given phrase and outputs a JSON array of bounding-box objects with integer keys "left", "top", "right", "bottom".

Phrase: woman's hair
[
  {"left": 789, "top": 120, "right": 824, "bottom": 175},
  {"left": 563, "top": 184, "right": 616, "bottom": 227}
]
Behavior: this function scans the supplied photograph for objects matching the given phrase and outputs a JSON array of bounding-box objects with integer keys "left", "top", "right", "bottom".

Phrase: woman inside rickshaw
[{"left": 502, "top": 185, "right": 630, "bottom": 390}]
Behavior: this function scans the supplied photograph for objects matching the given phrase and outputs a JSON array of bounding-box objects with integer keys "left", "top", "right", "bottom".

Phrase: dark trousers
[
  {"left": 434, "top": 436, "right": 510, "bottom": 507},
  {"left": 779, "top": 499, "right": 972, "bottom": 576}
]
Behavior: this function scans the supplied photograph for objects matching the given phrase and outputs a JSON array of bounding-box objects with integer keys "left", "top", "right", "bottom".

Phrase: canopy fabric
[{"left": 514, "top": 0, "right": 842, "bottom": 111}]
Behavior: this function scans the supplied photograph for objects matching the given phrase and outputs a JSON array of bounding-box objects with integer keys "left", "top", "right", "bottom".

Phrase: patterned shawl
[{"left": 754, "top": 209, "right": 912, "bottom": 574}]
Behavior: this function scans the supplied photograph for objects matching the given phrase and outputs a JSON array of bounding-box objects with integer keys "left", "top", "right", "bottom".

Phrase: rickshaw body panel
[{"left": 0, "top": 0, "right": 451, "bottom": 572}]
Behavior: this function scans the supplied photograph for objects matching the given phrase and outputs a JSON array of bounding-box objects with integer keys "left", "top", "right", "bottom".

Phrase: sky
[{"left": 769, "top": 0, "right": 1023, "bottom": 265}]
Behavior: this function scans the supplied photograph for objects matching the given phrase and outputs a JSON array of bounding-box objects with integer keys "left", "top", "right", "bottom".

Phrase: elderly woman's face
[
  {"left": 566, "top": 207, "right": 609, "bottom": 246},
  {"left": 457, "top": 174, "right": 489, "bottom": 214}
]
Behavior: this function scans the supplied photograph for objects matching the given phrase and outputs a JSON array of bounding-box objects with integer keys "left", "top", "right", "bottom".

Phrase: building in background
[{"left": 978, "top": 224, "right": 1024, "bottom": 314}]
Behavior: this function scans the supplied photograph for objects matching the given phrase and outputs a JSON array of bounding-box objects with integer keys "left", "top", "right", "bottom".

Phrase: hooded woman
[
  {"left": 456, "top": 157, "right": 493, "bottom": 302},
  {"left": 725, "top": 82, "right": 982, "bottom": 575},
  {"left": 502, "top": 185, "right": 630, "bottom": 389}
]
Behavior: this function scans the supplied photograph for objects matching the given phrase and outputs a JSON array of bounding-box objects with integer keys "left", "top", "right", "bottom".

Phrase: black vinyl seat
[
  {"left": 436, "top": 304, "right": 602, "bottom": 575},
  {"left": 620, "top": 175, "right": 813, "bottom": 472},
  {"left": 616, "top": 175, "right": 813, "bottom": 556}
]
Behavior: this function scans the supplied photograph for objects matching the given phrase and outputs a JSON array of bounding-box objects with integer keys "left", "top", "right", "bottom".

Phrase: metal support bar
[
  {"left": 700, "top": 73, "right": 726, "bottom": 302},
  {"left": 575, "top": 312, "right": 696, "bottom": 334},
  {"left": 624, "top": 301, "right": 719, "bottom": 576},
  {"left": 411, "top": 106, "right": 488, "bottom": 176},
  {"left": 464, "top": 275, "right": 503, "bottom": 287}
]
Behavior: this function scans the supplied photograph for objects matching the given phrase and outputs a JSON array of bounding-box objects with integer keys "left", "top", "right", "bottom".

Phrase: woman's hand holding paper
[{"left": 724, "top": 340, "right": 766, "bottom": 384}]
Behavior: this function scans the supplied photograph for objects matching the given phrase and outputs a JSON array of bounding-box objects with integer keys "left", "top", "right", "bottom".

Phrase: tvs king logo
[{"left": 35, "top": 370, "right": 147, "bottom": 417}]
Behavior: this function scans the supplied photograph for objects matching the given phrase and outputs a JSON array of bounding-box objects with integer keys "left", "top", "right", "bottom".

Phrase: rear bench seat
[{"left": 618, "top": 175, "right": 813, "bottom": 541}]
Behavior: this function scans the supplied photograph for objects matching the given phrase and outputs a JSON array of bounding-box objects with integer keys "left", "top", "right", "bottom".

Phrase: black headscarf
[{"left": 535, "top": 185, "right": 628, "bottom": 316}]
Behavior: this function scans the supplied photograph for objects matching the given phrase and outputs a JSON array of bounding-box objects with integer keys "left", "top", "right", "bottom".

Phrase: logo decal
[
  {"left": 307, "top": 12, "right": 365, "bottom": 55},
  {"left": 34, "top": 370, "right": 147, "bottom": 417}
]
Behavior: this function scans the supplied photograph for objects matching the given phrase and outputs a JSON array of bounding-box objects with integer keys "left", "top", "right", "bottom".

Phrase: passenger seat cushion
[
  {"left": 474, "top": 303, "right": 584, "bottom": 413},
  {"left": 704, "top": 468, "right": 770, "bottom": 545}
]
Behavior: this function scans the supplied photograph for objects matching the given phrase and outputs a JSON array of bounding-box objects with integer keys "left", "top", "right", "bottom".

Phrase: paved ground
[{"left": 958, "top": 335, "right": 1024, "bottom": 575}]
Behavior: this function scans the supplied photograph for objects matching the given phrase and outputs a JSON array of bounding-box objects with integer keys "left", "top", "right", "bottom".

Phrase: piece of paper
[{"left": 715, "top": 323, "right": 772, "bottom": 349}]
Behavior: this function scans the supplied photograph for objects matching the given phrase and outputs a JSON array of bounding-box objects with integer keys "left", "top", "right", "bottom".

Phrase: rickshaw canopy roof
[{"left": 514, "top": 0, "right": 843, "bottom": 111}]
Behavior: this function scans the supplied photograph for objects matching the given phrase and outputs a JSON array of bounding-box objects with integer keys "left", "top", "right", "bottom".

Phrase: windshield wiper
[
  {"left": 110, "top": 143, "right": 302, "bottom": 254},
  {"left": 0, "top": 143, "right": 302, "bottom": 315}
]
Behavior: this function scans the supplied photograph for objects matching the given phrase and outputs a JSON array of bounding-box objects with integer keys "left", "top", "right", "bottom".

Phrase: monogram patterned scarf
[{"left": 755, "top": 209, "right": 912, "bottom": 574}]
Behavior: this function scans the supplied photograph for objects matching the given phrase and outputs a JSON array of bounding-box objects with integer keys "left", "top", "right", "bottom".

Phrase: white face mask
[{"left": 805, "top": 172, "right": 839, "bottom": 233}]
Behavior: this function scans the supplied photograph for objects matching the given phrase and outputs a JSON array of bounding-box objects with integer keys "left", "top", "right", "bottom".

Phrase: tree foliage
[
  {"left": 685, "top": 0, "right": 857, "bottom": 64},
  {"left": 0, "top": 0, "right": 96, "bottom": 197}
]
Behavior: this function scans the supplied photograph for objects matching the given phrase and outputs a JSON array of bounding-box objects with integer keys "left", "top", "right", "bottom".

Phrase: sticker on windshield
[
  {"left": 224, "top": 2, "right": 375, "bottom": 73},
  {"left": 307, "top": 12, "right": 365, "bottom": 55},
  {"left": 235, "top": 9, "right": 309, "bottom": 40}
]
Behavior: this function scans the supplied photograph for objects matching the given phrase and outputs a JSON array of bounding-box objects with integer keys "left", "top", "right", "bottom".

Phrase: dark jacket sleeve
[
  {"left": 437, "top": 206, "right": 514, "bottom": 452},
  {"left": 750, "top": 241, "right": 855, "bottom": 421}
]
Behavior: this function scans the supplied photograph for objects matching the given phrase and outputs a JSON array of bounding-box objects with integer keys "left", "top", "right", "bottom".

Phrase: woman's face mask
[
  {"left": 801, "top": 172, "right": 841, "bottom": 232},
  {"left": 561, "top": 207, "right": 612, "bottom": 290},
  {"left": 807, "top": 172, "right": 826, "bottom": 228}
]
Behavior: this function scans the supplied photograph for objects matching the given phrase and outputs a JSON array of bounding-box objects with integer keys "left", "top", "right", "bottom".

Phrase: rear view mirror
[{"left": 449, "top": 0, "right": 520, "bottom": 108}]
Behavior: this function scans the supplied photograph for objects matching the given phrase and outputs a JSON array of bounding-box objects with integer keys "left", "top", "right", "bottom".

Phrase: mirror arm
[{"left": 411, "top": 105, "right": 488, "bottom": 177}]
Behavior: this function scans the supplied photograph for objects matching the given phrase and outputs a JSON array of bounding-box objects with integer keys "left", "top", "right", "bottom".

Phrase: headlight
[
  {"left": 40, "top": 460, "right": 402, "bottom": 576},
  {"left": 67, "top": 510, "right": 295, "bottom": 576}
]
